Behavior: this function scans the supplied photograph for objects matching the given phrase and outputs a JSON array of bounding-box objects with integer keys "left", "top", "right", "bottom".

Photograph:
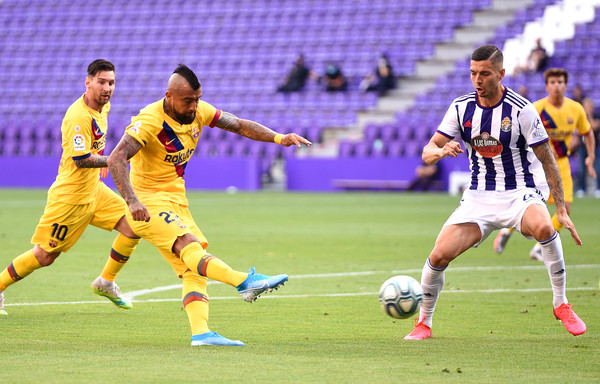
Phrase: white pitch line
[
  {"left": 3, "top": 264, "right": 599, "bottom": 307},
  {"left": 4, "top": 286, "right": 597, "bottom": 307},
  {"left": 126, "top": 264, "right": 600, "bottom": 299}
]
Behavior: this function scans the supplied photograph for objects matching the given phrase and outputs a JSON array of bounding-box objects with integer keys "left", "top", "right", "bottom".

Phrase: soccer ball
[{"left": 379, "top": 275, "right": 423, "bottom": 319}]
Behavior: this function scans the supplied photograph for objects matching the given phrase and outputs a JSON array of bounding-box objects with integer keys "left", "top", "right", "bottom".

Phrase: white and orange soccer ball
[{"left": 379, "top": 275, "right": 423, "bottom": 319}]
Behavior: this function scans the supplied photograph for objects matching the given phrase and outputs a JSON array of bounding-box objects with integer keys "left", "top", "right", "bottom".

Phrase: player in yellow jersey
[
  {"left": 493, "top": 68, "right": 596, "bottom": 260},
  {"left": 0, "top": 59, "right": 141, "bottom": 315},
  {"left": 108, "top": 64, "right": 311, "bottom": 346}
]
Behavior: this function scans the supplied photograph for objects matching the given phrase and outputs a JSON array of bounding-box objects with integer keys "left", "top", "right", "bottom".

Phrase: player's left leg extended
[{"left": 179, "top": 242, "right": 288, "bottom": 303}]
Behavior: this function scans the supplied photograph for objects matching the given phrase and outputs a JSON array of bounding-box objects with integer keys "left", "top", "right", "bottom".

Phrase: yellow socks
[
  {"left": 100, "top": 234, "right": 140, "bottom": 282},
  {"left": 182, "top": 271, "right": 210, "bottom": 335},
  {"left": 551, "top": 213, "right": 564, "bottom": 232},
  {"left": 179, "top": 242, "right": 247, "bottom": 287},
  {"left": 0, "top": 249, "right": 42, "bottom": 290}
]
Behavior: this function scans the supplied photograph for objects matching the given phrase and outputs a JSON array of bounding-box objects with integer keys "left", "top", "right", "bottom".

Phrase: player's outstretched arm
[
  {"left": 215, "top": 111, "right": 312, "bottom": 147},
  {"left": 107, "top": 135, "right": 150, "bottom": 222},
  {"left": 532, "top": 142, "right": 582, "bottom": 245},
  {"left": 422, "top": 133, "right": 463, "bottom": 165}
]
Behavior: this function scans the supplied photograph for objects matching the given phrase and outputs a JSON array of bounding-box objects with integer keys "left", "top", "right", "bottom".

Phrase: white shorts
[{"left": 444, "top": 188, "right": 548, "bottom": 247}]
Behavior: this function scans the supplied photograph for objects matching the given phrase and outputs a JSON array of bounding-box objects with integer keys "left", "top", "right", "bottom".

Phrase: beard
[
  {"left": 175, "top": 110, "right": 196, "bottom": 125},
  {"left": 96, "top": 93, "right": 111, "bottom": 106}
]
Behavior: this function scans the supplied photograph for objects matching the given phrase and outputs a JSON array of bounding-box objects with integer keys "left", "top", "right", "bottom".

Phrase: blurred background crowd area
[{"left": 1, "top": 0, "right": 599, "bottom": 193}]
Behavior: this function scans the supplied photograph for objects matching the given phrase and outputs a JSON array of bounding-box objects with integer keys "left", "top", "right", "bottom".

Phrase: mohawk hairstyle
[
  {"left": 471, "top": 45, "right": 503, "bottom": 69},
  {"left": 173, "top": 64, "right": 201, "bottom": 90},
  {"left": 87, "top": 59, "right": 115, "bottom": 77}
]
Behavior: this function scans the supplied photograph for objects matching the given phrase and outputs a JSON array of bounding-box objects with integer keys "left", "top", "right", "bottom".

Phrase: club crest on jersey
[
  {"left": 73, "top": 134, "right": 85, "bottom": 151},
  {"left": 191, "top": 126, "right": 200, "bottom": 139},
  {"left": 470, "top": 132, "right": 503, "bottom": 158},
  {"left": 49, "top": 239, "right": 58, "bottom": 248},
  {"left": 501, "top": 117, "right": 512, "bottom": 132}
]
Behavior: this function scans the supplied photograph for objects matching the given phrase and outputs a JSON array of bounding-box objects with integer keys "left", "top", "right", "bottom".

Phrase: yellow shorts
[
  {"left": 547, "top": 156, "right": 573, "bottom": 205},
  {"left": 126, "top": 199, "right": 208, "bottom": 278},
  {"left": 31, "top": 183, "right": 127, "bottom": 253}
]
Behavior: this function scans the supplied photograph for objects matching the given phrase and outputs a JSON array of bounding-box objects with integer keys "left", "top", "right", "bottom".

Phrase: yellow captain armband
[{"left": 274, "top": 133, "right": 284, "bottom": 144}]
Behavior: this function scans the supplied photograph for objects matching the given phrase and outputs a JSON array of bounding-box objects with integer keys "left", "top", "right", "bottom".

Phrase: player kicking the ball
[
  {"left": 108, "top": 64, "right": 311, "bottom": 346},
  {"left": 404, "top": 45, "right": 586, "bottom": 341}
]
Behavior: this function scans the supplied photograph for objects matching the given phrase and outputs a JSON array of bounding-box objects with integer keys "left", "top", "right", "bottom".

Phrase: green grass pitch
[{"left": 0, "top": 189, "right": 598, "bottom": 383}]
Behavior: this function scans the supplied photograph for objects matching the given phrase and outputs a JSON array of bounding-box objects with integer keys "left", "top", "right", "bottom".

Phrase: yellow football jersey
[
  {"left": 47, "top": 94, "right": 109, "bottom": 204},
  {"left": 125, "top": 98, "right": 220, "bottom": 206},
  {"left": 533, "top": 97, "right": 590, "bottom": 158}
]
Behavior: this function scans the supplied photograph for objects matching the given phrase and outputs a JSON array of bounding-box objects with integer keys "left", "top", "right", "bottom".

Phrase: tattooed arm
[
  {"left": 532, "top": 141, "right": 582, "bottom": 245},
  {"left": 215, "top": 111, "right": 311, "bottom": 147},
  {"left": 73, "top": 154, "right": 108, "bottom": 168},
  {"left": 74, "top": 154, "right": 110, "bottom": 178},
  {"left": 533, "top": 142, "right": 565, "bottom": 210},
  {"left": 107, "top": 135, "right": 150, "bottom": 222}
]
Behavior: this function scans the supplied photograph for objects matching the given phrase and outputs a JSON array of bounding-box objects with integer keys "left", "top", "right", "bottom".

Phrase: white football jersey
[{"left": 437, "top": 87, "right": 549, "bottom": 193}]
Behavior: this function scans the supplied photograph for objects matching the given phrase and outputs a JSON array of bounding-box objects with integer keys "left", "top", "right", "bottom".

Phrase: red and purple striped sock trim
[
  {"left": 7, "top": 263, "right": 22, "bottom": 282},
  {"left": 110, "top": 249, "right": 130, "bottom": 263},
  {"left": 197, "top": 254, "right": 215, "bottom": 276},
  {"left": 183, "top": 291, "right": 209, "bottom": 307}
]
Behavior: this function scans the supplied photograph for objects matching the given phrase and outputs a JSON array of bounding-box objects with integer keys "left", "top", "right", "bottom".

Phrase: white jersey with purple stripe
[{"left": 437, "top": 86, "right": 550, "bottom": 193}]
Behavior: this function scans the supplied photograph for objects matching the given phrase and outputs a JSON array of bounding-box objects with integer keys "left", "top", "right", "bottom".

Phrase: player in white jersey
[{"left": 404, "top": 45, "right": 586, "bottom": 340}]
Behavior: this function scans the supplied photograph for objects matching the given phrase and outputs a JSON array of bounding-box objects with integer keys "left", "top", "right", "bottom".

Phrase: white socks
[
  {"left": 418, "top": 258, "right": 446, "bottom": 328},
  {"left": 539, "top": 231, "right": 568, "bottom": 308}
]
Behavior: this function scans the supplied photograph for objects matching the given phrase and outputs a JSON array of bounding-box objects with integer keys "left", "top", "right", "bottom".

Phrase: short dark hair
[
  {"left": 87, "top": 59, "right": 115, "bottom": 77},
  {"left": 173, "top": 64, "right": 201, "bottom": 90},
  {"left": 471, "top": 45, "right": 503, "bottom": 69},
  {"left": 543, "top": 68, "right": 568, "bottom": 84}
]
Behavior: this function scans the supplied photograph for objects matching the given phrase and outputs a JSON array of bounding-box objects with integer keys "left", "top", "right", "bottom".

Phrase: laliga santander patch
[
  {"left": 470, "top": 132, "right": 503, "bottom": 158},
  {"left": 73, "top": 134, "right": 85, "bottom": 151}
]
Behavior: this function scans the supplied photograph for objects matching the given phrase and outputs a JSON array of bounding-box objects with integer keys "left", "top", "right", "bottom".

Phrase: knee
[
  {"left": 115, "top": 217, "right": 139, "bottom": 239},
  {"left": 534, "top": 221, "right": 555, "bottom": 242},
  {"left": 172, "top": 234, "right": 199, "bottom": 256},
  {"left": 428, "top": 250, "right": 451, "bottom": 269},
  {"left": 33, "top": 247, "right": 60, "bottom": 266}
]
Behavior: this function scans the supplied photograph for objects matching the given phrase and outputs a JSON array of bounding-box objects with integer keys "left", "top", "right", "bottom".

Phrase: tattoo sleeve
[
  {"left": 107, "top": 135, "right": 143, "bottom": 205},
  {"left": 73, "top": 154, "right": 108, "bottom": 168},
  {"left": 215, "top": 111, "right": 277, "bottom": 142},
  {"left": 533, "top": 142, "right": 565, "bottom": 209}
]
